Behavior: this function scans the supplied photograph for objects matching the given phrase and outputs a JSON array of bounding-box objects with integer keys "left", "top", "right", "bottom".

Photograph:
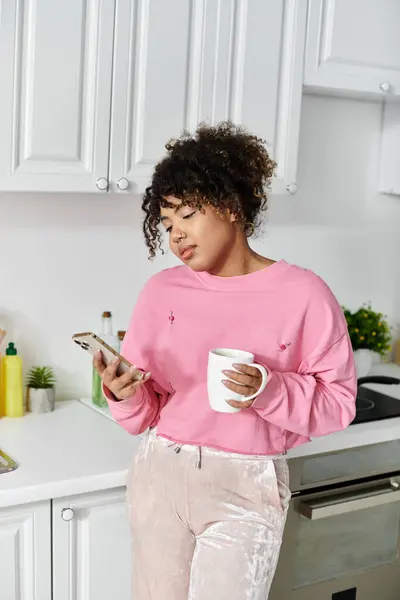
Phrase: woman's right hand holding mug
[{"left": 93, "top": 350, "right": 151, "bottom": 401}]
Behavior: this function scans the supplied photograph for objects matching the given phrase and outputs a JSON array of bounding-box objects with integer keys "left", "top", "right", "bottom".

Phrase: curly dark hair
[{"left": 142, "top": 121, "right": 276, "bottom": 259}]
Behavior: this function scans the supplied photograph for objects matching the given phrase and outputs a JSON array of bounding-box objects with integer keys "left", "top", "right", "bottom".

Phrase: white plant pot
[
  {"left": 353, "top": 349, "right": 373, "bottom": 379},
  {"left": 27, "top": 387, "right": 55, "bottom": 413}
]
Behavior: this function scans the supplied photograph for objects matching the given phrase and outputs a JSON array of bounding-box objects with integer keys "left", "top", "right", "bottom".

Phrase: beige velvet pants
[{"left": 127, "top": 429, "right": 290, "bottom": 600}]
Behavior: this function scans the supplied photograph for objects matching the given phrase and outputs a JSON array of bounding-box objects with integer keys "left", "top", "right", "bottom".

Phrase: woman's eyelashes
[{"left": 164, "top": 211, "right": 196, "bottom": 234}]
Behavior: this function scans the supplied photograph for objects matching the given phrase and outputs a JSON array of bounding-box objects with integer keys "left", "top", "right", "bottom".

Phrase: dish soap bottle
[
  {"left": 92, "top": 311, "right": 119, "bottom": 408},
  {"left": 1, "top": 343, "right": 24, "bottom": 418}
]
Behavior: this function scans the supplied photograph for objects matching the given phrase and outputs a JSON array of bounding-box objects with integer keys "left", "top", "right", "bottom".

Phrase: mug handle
[{"left": 240, "top": 364, "right": 268, "bottom": 402}]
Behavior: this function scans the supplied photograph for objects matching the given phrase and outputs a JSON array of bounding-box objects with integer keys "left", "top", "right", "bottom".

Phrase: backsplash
[{"left": 0, "top": 95, "right": 399, "bottom": 400}]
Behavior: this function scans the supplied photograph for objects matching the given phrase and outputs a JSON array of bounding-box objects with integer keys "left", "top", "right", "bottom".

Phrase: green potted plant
[
  {"left": 26, "top": 366, "right": 56, "bottom": 413},
  {"left": 343, "top": 305, "right": 392, "bottom": 377}
]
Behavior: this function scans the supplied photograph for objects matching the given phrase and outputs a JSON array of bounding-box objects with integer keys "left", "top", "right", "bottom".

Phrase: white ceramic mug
[{"left": 207, "top": 348, "right": 268, "bottom": 414}]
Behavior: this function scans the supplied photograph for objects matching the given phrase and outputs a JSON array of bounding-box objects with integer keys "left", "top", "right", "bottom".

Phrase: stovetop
[{"left": 351, "top": 385, "right": 400, "bottom": 425}]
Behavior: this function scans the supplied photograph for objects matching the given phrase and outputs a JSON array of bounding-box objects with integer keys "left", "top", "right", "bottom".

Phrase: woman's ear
[{"left": 229, "top": 211, "right": 237, "bottom": 223}]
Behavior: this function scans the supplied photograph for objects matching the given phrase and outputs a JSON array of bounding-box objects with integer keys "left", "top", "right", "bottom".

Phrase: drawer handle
[
  {"left": 298, "top": 478, "right": 400, "bottom": 520},
  {"left": 61, "top": 508, "right": 75, "bottom": 521}
]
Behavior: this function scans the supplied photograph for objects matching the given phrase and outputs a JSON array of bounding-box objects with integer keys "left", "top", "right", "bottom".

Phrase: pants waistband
[{"left": 148, "top": 428, "right": 285, "bottom": 470}]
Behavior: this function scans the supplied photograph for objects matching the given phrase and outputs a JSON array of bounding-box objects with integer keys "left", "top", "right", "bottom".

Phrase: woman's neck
[{"left": 209, "top": 239, "right": 275, "bottom": 278}]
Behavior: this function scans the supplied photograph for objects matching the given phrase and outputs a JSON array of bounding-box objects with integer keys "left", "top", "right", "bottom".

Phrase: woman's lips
[{"left": 180, "top": 246, "right": 196, "bottom": 260}]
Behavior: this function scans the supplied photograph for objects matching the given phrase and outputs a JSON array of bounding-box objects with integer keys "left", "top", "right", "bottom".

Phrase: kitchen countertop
[
  {"left": 1, "top": 363, "right": 399, "bottom": 509},
  {"left": 0, "top": 400, "right": 140, "bottom": 509}
]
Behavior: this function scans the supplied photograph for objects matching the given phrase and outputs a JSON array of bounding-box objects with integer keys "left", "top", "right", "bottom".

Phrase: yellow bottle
[
  {"left": 1, "top": 343, "right": 24, "bottom": 418},
  {"left": 0, "top": 351, "right": 3, "bottom": 418}
]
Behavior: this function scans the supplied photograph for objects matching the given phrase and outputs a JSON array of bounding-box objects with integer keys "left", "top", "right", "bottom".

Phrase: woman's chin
[{"left": 179, "top": 254, "right": 208, "bottom": 272}]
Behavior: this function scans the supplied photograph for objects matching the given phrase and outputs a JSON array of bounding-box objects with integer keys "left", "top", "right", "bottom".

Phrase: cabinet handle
[
  {"left": 379, "top": 81, "right": 391, "bottom": 93},
  {"left": 61, "top": 508, "right": 75, "bottom": 521},
  {"left": 96, "top": 177, "right": 109, "bottom": 191},
  {"left": 117, "top": 177, "right": 129, "bottom": 191},
  {"left": 286, "top": 183, "right": 298, "bottom": 195}
]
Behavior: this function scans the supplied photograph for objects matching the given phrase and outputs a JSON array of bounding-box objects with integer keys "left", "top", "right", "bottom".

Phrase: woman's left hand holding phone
[{"left": 93, "top": 350, "right": 151, "bottom": 401}]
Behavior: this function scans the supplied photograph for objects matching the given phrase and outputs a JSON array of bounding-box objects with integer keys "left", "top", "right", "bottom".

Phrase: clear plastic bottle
[
  {"left": 1, "top": 342, "right": 24, "bottom": 418},
  {"left": 117, "top": 330, "right": 126, "bottom": 347},
  {"left": 92, "top": 311, "right": 119, "bottom": 408}
]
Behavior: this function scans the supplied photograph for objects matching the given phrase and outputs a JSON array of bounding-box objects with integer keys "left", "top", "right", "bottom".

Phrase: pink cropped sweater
[{"left": 105, "top": 260, "right": 357, "bottom": 455}]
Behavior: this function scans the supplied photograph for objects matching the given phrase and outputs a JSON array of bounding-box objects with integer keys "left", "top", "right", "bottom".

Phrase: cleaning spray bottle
[
  {"left": 92, "top": 311, "right": 119, "bottom": 407},
  {"left": 1, "top": 342, "right": 24, "bottom": 418},
  {"left": 0, "top": 328, "right": 6, "bottom": 417}
]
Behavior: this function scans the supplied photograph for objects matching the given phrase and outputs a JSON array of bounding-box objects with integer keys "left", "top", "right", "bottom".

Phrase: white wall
[{"left": 0, "top": 95, "right": 399, "bottom": 400}]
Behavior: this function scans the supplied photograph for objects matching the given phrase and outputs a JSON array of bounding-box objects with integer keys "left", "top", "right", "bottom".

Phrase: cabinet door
[
  {"left": 110, "top": 0, "right": 307, "bottom": 195},
  {"left": 109, "top": 0, "right": 200, "bottom": 194},
  {"left": 305, "top": 0, "right": 400, "bottom": 97},
  {"left": 52, "top": 488, "right": 132, "bottom": 600},
  {"left": 196, "top": 0, "right": 307, "bottom": 194},
  {"left": 379, "top": 102, "right": 400, "bottom": 196},
  {"left": 0, "top": 0, "right": 115, "bottom": 193},
  {"left": 0, "top": 501, "right": 51, "bottom": 600}
]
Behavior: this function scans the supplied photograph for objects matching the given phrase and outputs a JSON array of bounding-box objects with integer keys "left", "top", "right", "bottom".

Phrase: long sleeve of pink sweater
[
  {"left": 104, "top": 284, "right": 170, "bottom": 433},
  {"left": 105, "top": 260, "right": 357, "bottom": 455}
]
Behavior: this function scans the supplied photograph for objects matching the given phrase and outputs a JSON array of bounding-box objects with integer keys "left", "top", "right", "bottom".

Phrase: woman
[{"left": 94, "top": 122, "right": 356, "bottom": 600}]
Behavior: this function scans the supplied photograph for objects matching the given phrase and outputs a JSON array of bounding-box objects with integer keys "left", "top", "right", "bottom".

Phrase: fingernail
[
  {"left": 222, "top": 370, "right": 231, "bottom": 376},
  {"left": 144, "top": 372, "right": 151, "bottom": 380},
  {"left": 222, "top": 379, "right": 230, "bottom": 385},
  {"left": 232, "top": 364, "right": 241, "bottom": 369},
  {"left": 96, "top": 350, "right": 101, "bottom": 357},
  {"left": 129, "top": 366, "right": 137, "bottom": 374}
]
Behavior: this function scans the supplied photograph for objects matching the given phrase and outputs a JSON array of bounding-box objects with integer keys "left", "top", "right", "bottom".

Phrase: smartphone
[{"left": 72, "top": 332, "right": 143, "bottom": 380}]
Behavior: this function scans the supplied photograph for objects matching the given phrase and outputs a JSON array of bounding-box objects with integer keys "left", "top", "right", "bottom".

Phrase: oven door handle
[{"left": 298, "top": 479, "right": 400, "bottom": 520}]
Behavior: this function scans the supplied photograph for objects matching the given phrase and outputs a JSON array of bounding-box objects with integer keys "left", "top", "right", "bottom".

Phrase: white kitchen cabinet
[
  {"left": 109, "top": 0, "right": 198, "bottom": 194},
  {"left": 0, "top": 489, "right": 131, "bottom": 600},
  {"left": 305, "top": 0, "right": 400, "bottom": 98},
  {"left": 110, "top": 0, "right": 307, "bottom": 195},
  {"left": 199, "top": 0, "right": 307, "bottom": 194},
  {"left": 0, "top": 0, "right": 306, "bottom": 194},
  {"left": 379, "top": 102, "right": 400, "bottom": 195},
  {"left": 52, "top": 487, "right": 132, "bottom": 600},
  {"left": 0, "top": 501, "right": 51, "bottom": 600},
  {"left": 0, "top": 0, "right": 116, "bottom": 192}
]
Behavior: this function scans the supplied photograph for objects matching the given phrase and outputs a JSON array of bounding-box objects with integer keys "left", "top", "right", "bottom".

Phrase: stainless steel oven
[{"left": 270, "top": 440, "right": 400, "bottom": 600}]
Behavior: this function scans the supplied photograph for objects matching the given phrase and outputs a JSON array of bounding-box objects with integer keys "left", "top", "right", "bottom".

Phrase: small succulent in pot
[{"left": 26, "top": 366, "right": 56, "bottom": 413}]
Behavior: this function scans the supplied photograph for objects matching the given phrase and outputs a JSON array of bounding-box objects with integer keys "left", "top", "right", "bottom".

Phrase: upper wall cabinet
[
  {"left": 379, "top": 102, "right": 400, "bottom": 196},
  {"left": 0, "top": 0, "right": 116, "bottom": 192},
  {"left": 109, "top": 0, "right": 199, "bottom": 194},
  {"left": 110, "top": 0, "right": 307, "bottom": 195},
  {"left": 0, "top": 0, "right": 307, "bottom": 194},
  {"left": 305, "top": 0, "right": 400, "bottom": 98}
]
